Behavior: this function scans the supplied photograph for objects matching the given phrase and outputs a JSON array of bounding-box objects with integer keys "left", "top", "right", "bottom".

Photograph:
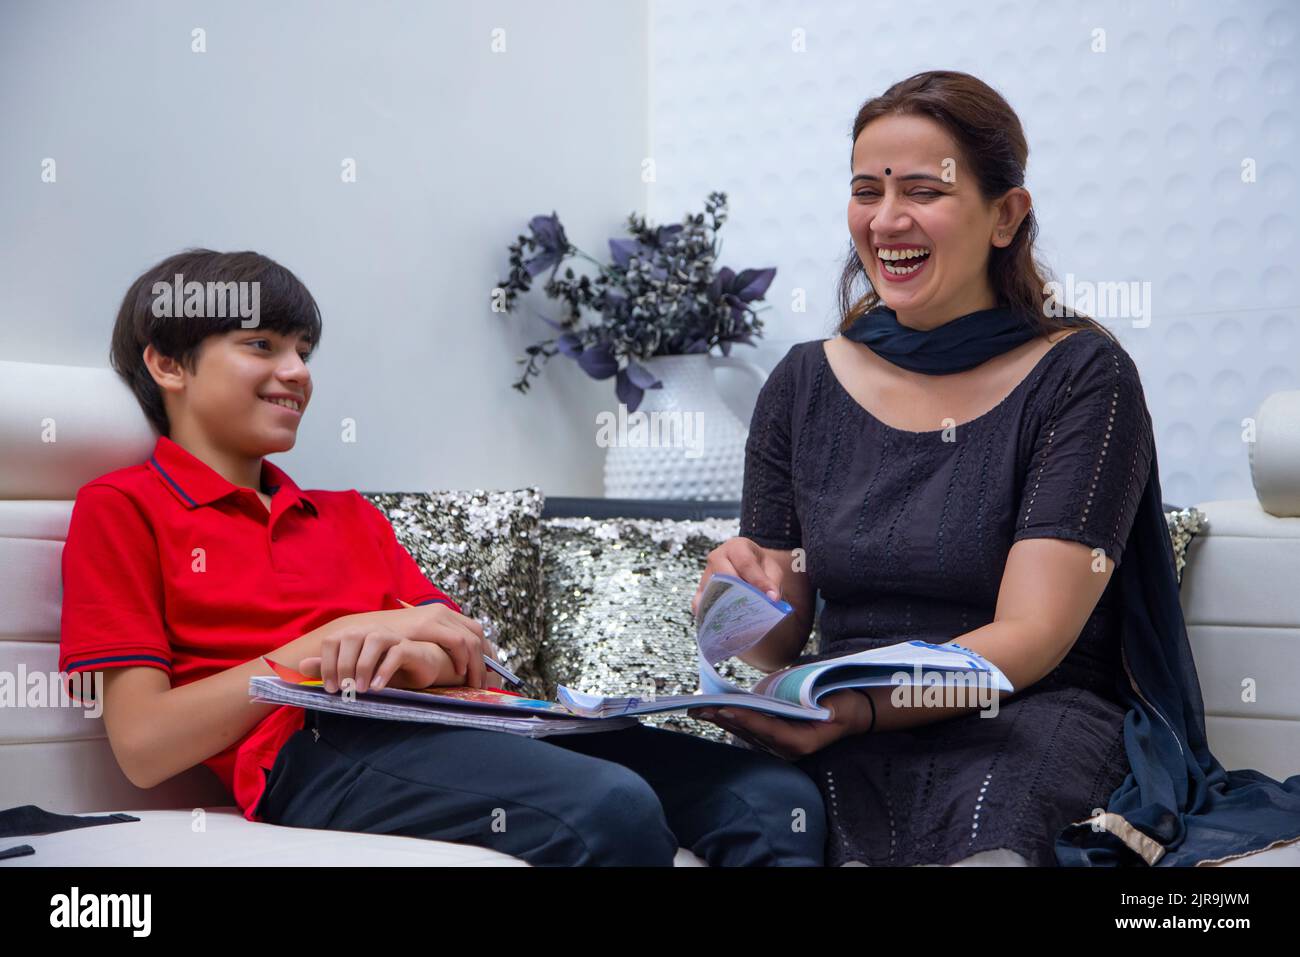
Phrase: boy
[{"left": 59, "top": 249, "right": 826, "bottom": 866}]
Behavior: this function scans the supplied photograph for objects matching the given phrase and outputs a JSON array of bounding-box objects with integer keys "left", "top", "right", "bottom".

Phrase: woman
[{"left": 688, "top": 70, "right": 1300, "bottom": 867}]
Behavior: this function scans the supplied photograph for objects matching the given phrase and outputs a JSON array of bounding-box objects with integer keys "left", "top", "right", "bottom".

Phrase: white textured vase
[{"left": 601, "top": 354, "right": 768, "bottom": 500}]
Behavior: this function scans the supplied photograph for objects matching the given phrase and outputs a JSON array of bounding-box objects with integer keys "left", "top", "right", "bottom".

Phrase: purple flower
[
  {"left": 710, "top": 266, "right": 776, "bottom": 320},
  {"left": 576, "top": 342, "right": 618, "bottom": 379},
  {"left": 653, "top": 224, "right": 684, "bottom": 246},
  {"left": 615, "top": 359, "right": 662, "bottom": 412},
  {"left": 555, "top": 333, "right": 584, "bottom": 357},
  {"left": 524, "top": 213, "right": 569, "bottom": 277},
  {"left": 608, "top": 238, "right": 650, "bottom": 270}
]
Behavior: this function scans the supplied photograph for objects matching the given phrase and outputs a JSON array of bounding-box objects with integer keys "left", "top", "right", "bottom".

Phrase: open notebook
[{"left": 248, "top": 660, "right": 636, "bottom": 737}]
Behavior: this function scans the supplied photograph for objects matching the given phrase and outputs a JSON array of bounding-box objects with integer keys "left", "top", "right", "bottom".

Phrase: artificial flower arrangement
[{"left": 496, "top": 192, "right": 775, "bottom": 412}]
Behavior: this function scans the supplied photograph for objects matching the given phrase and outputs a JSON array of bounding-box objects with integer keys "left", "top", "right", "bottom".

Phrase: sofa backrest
[{"left": 0, "top": 359, "right": 231, "bottom": 813}]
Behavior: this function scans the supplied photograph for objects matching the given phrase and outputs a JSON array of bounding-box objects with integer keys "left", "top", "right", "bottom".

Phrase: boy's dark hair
[{"left": 110, "top": 249, "right": 323, "bottom": 436}]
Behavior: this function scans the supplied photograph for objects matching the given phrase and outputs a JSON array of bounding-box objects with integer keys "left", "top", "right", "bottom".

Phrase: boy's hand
[
  {"left": 389, "top": 604, "right": 503, "bottom": 690},
  {"left": 300, "top": 623, "right": 458, "bottom": 694}
]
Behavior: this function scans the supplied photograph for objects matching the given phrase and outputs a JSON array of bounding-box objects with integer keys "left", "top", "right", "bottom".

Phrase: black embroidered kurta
[{"left": 739, "top": 329, "right": 1155, "bottom": 866}]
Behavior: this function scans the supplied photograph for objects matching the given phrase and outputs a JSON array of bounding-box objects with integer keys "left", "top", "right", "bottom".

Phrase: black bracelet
[{"left": 860, "top": 688, "right": 876, "bottom": 733}]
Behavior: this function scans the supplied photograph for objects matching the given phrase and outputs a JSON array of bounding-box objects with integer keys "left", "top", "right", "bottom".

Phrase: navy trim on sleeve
[{"left": 64, "top": 653, "right": 172, "bottom": 670}]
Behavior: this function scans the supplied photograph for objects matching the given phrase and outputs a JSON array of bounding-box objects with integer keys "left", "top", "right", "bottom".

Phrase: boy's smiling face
[{"left": 148, "top": 327, "right": 314, "bottom": 460}]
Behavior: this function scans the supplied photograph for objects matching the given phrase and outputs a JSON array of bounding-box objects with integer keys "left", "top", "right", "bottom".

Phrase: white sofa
[
  {"left": 0, "top": 358, "right": 703, "bottom": 866},
  {"left": 1, "top": 358, "right": 1296, "bottom": 866}
]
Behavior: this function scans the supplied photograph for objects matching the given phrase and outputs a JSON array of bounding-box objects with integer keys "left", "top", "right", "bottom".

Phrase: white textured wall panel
[{"left": 649, "top": 0, "right": 1298, "bottom": 508}]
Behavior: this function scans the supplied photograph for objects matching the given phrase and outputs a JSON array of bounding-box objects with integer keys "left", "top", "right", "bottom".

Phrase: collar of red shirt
[{"left": 146, "top": 434, "right": 319, "bottom": 517}]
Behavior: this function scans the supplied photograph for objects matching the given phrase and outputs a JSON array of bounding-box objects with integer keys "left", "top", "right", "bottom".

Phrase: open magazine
[{"left": 556, "top": 573, "right": 1014, "bottom": 721}]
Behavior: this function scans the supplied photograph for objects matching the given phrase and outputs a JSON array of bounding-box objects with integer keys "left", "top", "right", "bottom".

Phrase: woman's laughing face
[{"left": 848, "top": 113, "right": 1025, "bottom": 329}]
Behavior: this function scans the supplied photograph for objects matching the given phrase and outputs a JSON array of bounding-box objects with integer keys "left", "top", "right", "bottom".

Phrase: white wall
[
  {"left": 648, "top": 0, "right": 1299, "bottom": 508},
  {"left": 0, "top": 0, "right": 649, "bottom": 496},
  {"left": 6, "top": 1, "right": 1296, "bottom": 506}
]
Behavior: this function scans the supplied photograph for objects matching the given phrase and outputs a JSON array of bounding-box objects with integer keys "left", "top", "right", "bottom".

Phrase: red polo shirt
[{"left": 59, "top": 434, "right": 460, "bottom": 822}]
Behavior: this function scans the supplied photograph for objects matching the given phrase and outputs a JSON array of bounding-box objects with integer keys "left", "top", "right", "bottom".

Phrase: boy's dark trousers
[{"left": 254, "top": 708, "right": 826, "bottom": 866}]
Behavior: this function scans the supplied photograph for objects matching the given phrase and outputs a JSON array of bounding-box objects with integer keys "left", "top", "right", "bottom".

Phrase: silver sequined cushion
[
  {"left": 362, "top": 490, "right": 547, "bottom": 697},
  {"left": 539, "top": 515, "right": 791, "bottom": 743}
]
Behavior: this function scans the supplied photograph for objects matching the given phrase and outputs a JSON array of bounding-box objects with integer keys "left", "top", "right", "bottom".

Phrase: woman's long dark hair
[{"left": 836, "top": 70, "right": 1117, "bottom": 346}]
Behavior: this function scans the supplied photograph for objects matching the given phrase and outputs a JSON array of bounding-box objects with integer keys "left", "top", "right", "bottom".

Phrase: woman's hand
[
  {"left": 687, "top": 689, "right": 874, "bottom": 760},
  {"left": 299, "top": 624, "right": 458, "bottom": 693},
  {"left": 691, "top": 536, "right": 786, "bottom": 619}
]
